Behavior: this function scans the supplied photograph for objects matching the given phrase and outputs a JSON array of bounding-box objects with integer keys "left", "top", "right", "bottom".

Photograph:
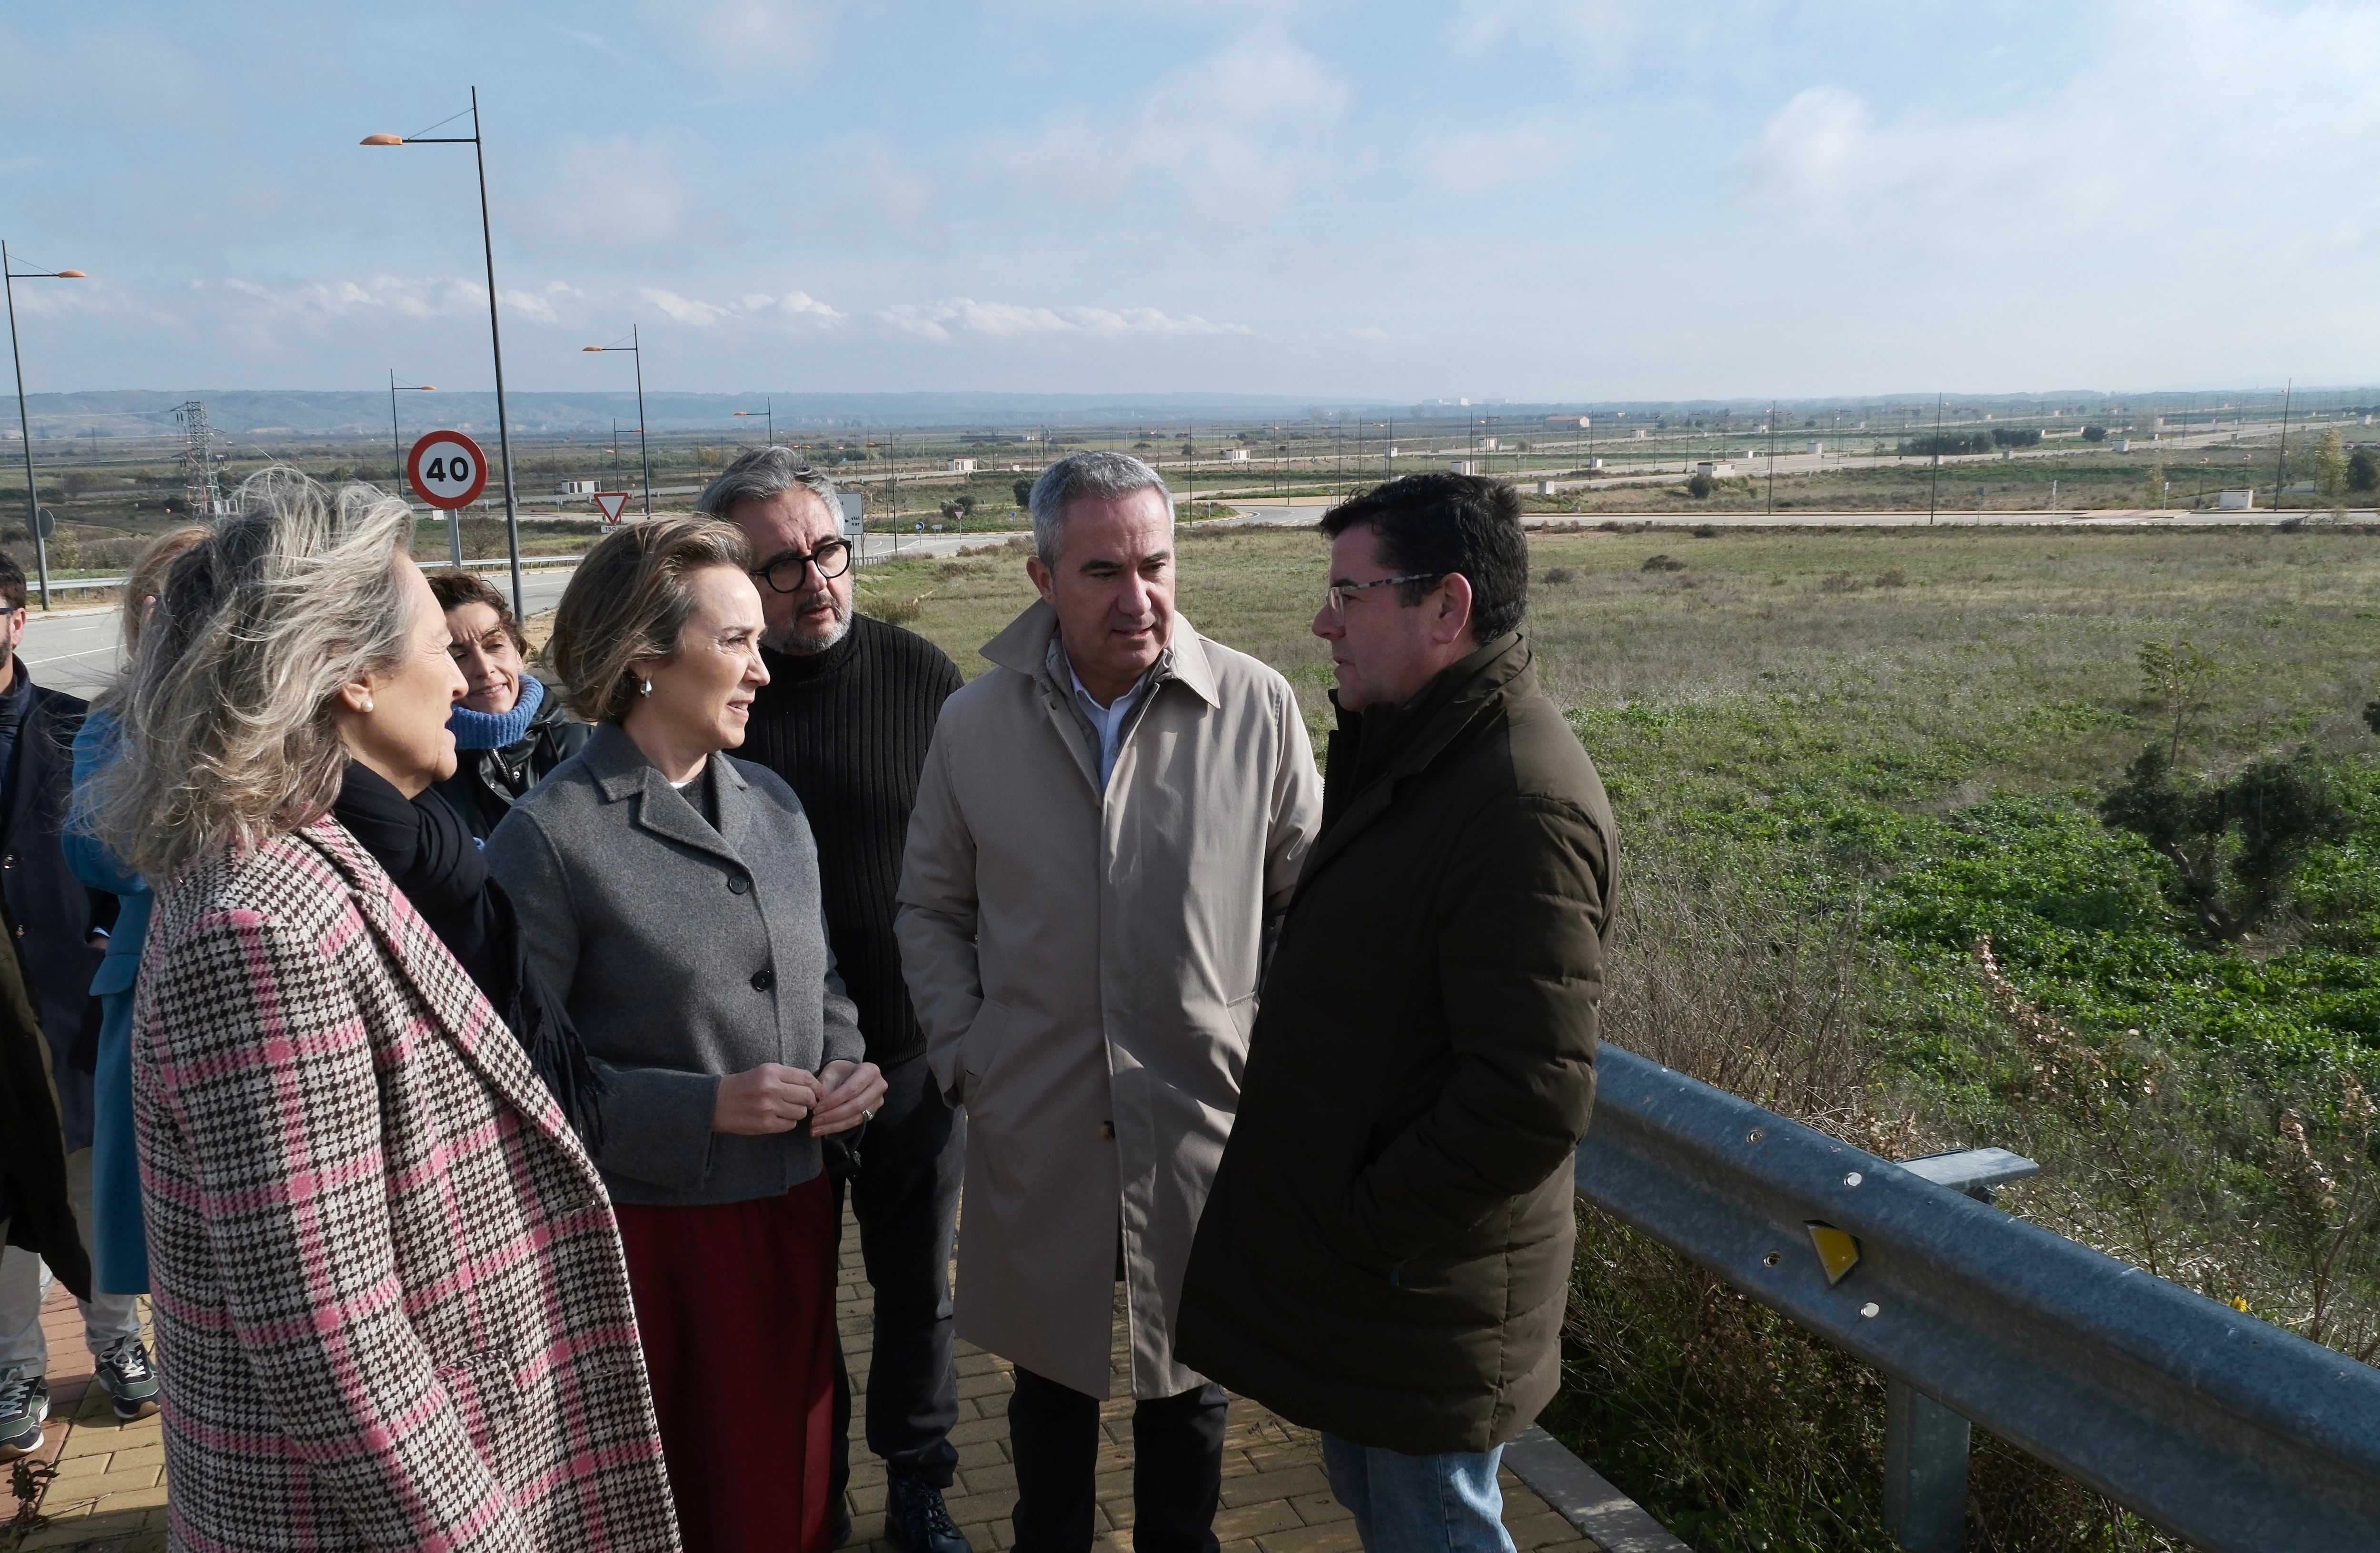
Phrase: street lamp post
[
  {"left": 734, "top": 398, "right": 774, "bottom": 447},
  {"left": 388, "top": 371, "right": 440, "bottom": 559},
  {"left": 4, "top": 243, "right": 87, "bottom": 610},
  {"left": 361, "top": 88, "right": 527, "bottom": 619},
  {"left": 584, "top": 330, "right": 651, "bottom": 516}
]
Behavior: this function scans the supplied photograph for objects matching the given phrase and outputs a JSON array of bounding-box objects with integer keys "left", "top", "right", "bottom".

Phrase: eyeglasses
[
  {"left": 1321, "top": 571, "right": 1444, "bottom": 622},
  {"left": 752, "top": 539, "right": 853, "bottom": 592}
]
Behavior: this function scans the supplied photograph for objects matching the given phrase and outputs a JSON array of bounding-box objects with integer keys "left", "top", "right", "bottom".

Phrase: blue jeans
[{"left": 1322, "top": 1435, "right": 1517, "bottom": 1553}]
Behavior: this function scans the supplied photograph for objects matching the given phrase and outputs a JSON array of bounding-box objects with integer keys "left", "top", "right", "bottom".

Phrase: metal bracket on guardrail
[
  {"left": 1875, "top": 1149, "right": 2041, "bottom": 1552},
  {"left": 1574, "top": 1045, "right": 2380, "bottom": 1553}
]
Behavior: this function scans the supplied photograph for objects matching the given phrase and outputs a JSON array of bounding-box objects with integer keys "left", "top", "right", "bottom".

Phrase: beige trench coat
[{"left": 897, "top": 601, "right": 1322, "bottom": 1400}]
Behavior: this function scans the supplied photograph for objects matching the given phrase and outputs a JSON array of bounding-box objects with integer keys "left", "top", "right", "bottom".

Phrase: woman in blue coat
[{"left": 62, "top": 526, "right": 206, "bottom": 1297}]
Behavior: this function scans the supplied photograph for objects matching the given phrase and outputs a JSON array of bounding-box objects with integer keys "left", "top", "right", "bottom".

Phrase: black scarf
[{"left": 332, "top": 763, "right": 606, "bottom": 1150}]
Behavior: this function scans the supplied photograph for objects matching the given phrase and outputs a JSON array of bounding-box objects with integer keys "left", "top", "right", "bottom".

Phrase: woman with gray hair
[
  {"left": 90, "top": 469, "right": 678, "bottom": 1552},
  {"left": 487, "top": 516, "right": 883, "bottom": 1553}
]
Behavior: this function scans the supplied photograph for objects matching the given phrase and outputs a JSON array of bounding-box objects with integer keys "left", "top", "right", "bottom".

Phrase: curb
[{"left": 1505, "top": 1426, "right": 1695, "bottom": 1553}]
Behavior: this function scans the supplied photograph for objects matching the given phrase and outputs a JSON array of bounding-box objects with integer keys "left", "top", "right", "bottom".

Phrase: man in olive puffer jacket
[{"left": 1179, "top": 473, "right": 1616, "bottom": 1553}]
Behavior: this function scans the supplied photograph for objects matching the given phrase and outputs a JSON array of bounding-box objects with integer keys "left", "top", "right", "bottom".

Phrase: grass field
[{"left": 857, "top": 521, "right": 2380, "bottom": 1550}]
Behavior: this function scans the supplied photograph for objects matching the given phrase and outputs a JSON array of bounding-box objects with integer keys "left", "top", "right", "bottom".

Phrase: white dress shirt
[{"left": 1070, "top": 664, "right": 1152, "bottom": 786}]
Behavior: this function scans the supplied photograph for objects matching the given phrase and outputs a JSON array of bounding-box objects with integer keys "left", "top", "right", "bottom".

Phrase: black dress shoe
[
  {"left": 831, "top": 1504, "right": 854, "bottom": 1548},
  {"left": 883, "top": 1476, "right": 972, "bottom": 1553}
]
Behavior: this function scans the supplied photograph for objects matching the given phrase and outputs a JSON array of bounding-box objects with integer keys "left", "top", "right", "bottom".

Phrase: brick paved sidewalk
[
  {"left": 12, "top": 1242, "right": 1608, "bottom": 1552},
  {"left": 832, "top": 1238, "right": 1603, "bottom": 1553},
  {"left": 5, "top": 1284, "right": 165, "bottom": 1550}
]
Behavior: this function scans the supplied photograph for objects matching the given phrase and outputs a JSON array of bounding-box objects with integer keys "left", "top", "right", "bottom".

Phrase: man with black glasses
[
  {"left": 699, "top": 448, "right": 969, "bottom": 1552},
  {"left": 1179, "top": 473, "right": 1615, "bottom": 1553}
]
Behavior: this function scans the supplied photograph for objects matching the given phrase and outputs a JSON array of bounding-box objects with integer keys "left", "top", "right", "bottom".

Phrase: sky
[{"left": 3, "top": 0, "right": 2377, "bottom": 404}]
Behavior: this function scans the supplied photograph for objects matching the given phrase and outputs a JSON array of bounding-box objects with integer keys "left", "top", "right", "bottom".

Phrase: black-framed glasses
[
  {"left": 1322, "top": 571, "right": 1444, "bottom": 622},
  {"left": 752, "top": 539, "right": 853, "bottom": 592}
]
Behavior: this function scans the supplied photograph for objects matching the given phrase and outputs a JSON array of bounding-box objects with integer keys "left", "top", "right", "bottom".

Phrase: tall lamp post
[
  {"left": 4, "top": 244, "right": 86, "bottom": 610},
  {"left": 734, "top": 398, "right": 774, "bottom": 447},
  {"left": 584, "top": 330, "right": 651, "bottom": 516},
  {"left": 361, "top": 88, "right": 526, "bottom": 619},
  {"left": 388, "top": 371, "right": 441, "bottom": 559}
]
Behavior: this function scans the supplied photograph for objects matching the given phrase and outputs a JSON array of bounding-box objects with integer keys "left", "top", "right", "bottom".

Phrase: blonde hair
[
  {"left": 548, "top": 517, "right": 751, "bottom": 723},
  {"left": 88, "top": 469, "right": 416, "bottom": 879}
]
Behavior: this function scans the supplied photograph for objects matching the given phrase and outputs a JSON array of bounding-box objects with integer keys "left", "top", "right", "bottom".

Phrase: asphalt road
[
  {"left": 23, "top": 566, "right": 585, "bottom": 701},
  {"left": 20, "top": 528, "right": 992, "bottom": 701},
  {"left": 1216, "top": 502, "right": 2339, "bottom": 531}
]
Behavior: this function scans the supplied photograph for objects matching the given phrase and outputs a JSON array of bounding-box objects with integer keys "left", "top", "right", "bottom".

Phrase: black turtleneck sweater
[{"left": 741, "top": 613, "right": 964, "bottom": 1068}]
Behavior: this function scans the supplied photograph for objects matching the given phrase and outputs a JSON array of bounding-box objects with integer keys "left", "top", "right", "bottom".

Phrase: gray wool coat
[{"left": 486, "top": 721, "right": 863, "bottom": 1207}]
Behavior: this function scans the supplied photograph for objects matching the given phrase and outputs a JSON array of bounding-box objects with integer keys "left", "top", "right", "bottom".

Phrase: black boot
[{"left": 884, "top": 1475, "right": 972, "bottom": 1553}]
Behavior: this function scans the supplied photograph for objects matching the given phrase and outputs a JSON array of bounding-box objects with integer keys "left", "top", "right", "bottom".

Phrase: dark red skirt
[{"left": 615, "top": 1175, "right": 839, "bottom": 1553}]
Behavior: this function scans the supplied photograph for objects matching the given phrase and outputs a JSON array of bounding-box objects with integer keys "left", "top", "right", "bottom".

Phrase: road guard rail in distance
[
  {"left": 1573, "top": 1044, "right": 2380, "bottom": 1552},
  {"left": 37, "top": 553, "right": 583, "bottom": 594}
]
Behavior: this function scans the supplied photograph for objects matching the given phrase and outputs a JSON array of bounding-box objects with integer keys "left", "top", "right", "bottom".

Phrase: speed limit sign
[{"left": 407, "top": 430, "right": 491, "bottom": 510}]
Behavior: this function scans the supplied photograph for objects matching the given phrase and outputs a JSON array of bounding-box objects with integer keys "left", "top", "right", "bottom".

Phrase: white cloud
[
  {"left": 533, "top": 133, "right": 697, "bottom": 247},
  {"left": 1445, "top": 0, "right": 1695, "bottom": 69},
  {"left": 1726, "top": 0, "right": 2380, "bottom": 262},
  {"left": 1728, "top": 86, "right": 1872, "bottom": 204},
  {"left": 636, "top": 287, "right": 845, "bottom": 332},
  {"left": 498, "top": 283, "right": 590, "bottom": 327},
  {"left": 1421, "top": 114, "right": 1593, "bottom": 191},
  {"left": 812, "top": 132, "right": 937, "bottom": 232},
  {"left": 219, "top": 275, "right": 488, "bottom": 322},
  {"left": 637, "top": 0, "right": 846, "bottom": 89},
  {"left": 874, "top": 299, "right": 1251, "bottom": 344},
  {"left": 967, "top": 35, "right": 1352, "bottom": 217}
]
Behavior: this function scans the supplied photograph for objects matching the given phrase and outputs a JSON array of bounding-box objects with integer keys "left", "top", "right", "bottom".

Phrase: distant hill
[
  {"left": 0, "top": 389, "right": 1409, "bottom": 441},
  {"left": 0, "top": 387, "right": 2337, "bottom": 445}
]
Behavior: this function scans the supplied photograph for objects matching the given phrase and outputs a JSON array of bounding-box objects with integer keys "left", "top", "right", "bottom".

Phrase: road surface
[
  {"left": 21, "top": 528, "right": 993, "bottom": 701},
  {"left": 1213, "top": 502, "right": 2350, "bottom": 531}
]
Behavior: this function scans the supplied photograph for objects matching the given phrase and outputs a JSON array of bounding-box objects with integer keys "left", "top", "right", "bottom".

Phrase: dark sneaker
[
  {"left": 831, "top": 1504, "right": 853, "bottom": 1548},
  {"left": 94, "top": 1340, "right": 161, "bottom": 1422},
  {"left": 884, "top": 1476, "right": 971, "bottom": 1553},
  {"left": 0, "top": 1369, "right": 48, "bottom": 1459}
]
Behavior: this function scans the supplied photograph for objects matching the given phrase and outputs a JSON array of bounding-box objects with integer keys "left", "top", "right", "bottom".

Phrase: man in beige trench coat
[{"left": 898, "top": 450, "right": 1322, "bottom": 1553}]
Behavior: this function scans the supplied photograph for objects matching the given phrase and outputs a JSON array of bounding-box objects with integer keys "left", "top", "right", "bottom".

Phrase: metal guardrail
[
  {"left": 1574, "top": 1044, "right": 2380, "bottom": 1552},
  {"left": 37, "top": 554, "right": 584, "bottom": 595}
]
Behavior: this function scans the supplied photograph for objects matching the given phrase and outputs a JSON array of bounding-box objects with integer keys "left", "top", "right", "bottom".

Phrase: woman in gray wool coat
[{"left": 487, "top": 516, "right": 885, "bottom": 1553}]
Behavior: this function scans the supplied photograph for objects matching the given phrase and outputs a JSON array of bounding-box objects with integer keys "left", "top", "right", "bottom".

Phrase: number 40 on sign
[{"left": 407, "top": 430, "right": 491, "bottom": 510}]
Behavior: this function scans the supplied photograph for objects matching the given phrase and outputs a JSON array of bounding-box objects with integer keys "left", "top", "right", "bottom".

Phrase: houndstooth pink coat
[{"left": 133, "top": 816, "right": 681, "bottom": 1552}]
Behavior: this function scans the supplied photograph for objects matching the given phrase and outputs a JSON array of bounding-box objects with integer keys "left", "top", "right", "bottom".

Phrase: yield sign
[{"left": 593, "top": 492, "right": 631, "bottom": 524}]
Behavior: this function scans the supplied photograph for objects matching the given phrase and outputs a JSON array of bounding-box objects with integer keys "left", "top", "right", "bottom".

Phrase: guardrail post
[
  {"left": 1884, "top": 1379, "right": 1970, "bottom": 1552},
  {"left": 1873, "top": 1147, "right": 2033, "bottom": 1553}
]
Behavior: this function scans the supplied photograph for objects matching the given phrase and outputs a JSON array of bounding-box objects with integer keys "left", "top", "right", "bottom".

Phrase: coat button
[
  {"left": 727, "top": 875, "right": 748, "bottom": 895},
  {"left": 751, "top": 967, "right": 775, "bottom": 991},
  {"left": 1, "top": 854, "right": 14, "bottom": 869},
  {"left": 1099, "top": 1120, "right": 1115, "bottom": 1140}
]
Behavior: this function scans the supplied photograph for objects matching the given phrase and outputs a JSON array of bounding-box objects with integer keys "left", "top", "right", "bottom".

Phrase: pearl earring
[
  {"left": 361, "top": 697, "right": 374, "bottom": 712},
  {"left": 639, "top": 677, "right": 653, "bottom": 697}
]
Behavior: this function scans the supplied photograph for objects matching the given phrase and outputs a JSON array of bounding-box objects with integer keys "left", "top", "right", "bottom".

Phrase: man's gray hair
[
  {"left": 1028, "top": 450, "right": 1172, "bottom": 563},
  {"left": 697, "top": 444, "right": 843, "bottom": 524}
]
